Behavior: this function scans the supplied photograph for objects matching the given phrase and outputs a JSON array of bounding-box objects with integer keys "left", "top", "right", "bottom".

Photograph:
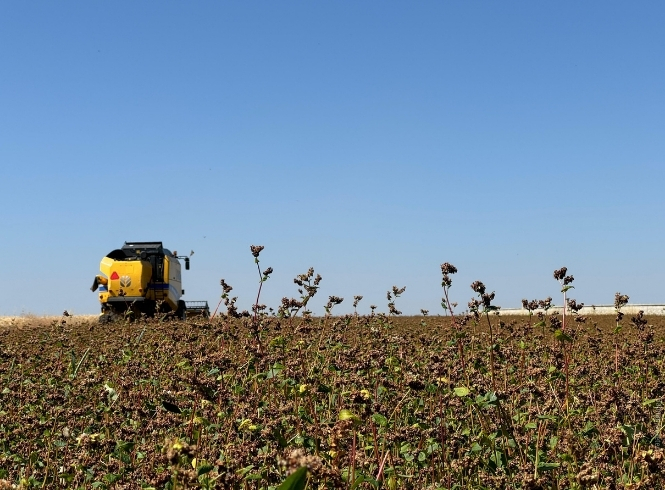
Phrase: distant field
[{"left": 0, "top": 314, "right": 97, "bottom": 329}]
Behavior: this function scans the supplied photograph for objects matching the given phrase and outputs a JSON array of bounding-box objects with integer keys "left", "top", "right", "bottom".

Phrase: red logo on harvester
[{"left": 110, "top": 272, "right": 120, "bottom": 280}]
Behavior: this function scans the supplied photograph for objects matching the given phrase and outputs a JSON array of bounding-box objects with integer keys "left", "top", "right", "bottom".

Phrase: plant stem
[{"left": 485, "top": 312, "right": 496, "bottom": 391}]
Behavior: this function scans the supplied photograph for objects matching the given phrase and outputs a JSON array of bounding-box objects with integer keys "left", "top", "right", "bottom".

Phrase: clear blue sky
[{"left": 1, "top": 2, "right": 664, "bottom": 316}]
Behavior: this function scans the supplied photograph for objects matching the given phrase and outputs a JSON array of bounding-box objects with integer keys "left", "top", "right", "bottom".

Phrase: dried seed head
[
  {"left": 388, "top": 302, "right": 402, "bottom": 316},
  {"left": 440, "top": 262, "right": 458, "bottom": 275},
  {"left": 631, "top": 310, "right": 648, "bottom": 329},
  {"left": 481, "top": 291, "right": 495, "bottom": 308},
  {"left": 614, "top": 292, "right": 630, "bottom": 310},
  {"left": 553, "top": 267, "right": 567, "bottom": 281},
  {"left": 550, "top": 313, "right": 562, "bottom": 330},
  {"left": 250, "top": 245, "right": 264, "bottom": 258},
  {"left": 567, "top": 298, "right": 584, "bottom": 313},
  {"left": 539, "top": 297, "right": 553, "bottom": 310},
  {"left": 220, "top": 279, "right": 233, "bottom": 294},
  {"left": 470, "top": 281, "right": 486, "bottom": 295}
]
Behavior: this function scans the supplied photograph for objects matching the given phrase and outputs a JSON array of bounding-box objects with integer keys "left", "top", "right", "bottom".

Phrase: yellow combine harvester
[{"left": 90, "top": 241, "right": 209, "bottom": 323}]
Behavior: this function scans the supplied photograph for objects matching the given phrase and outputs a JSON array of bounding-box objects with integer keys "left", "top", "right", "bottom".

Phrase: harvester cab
[{"left": 91, "top": 241, "right": 208, "bottom": 322}]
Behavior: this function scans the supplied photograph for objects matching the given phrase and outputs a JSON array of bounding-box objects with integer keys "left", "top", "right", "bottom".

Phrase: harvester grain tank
[{"left": 91, "top": 241, "right": 209, "bottom": 322}]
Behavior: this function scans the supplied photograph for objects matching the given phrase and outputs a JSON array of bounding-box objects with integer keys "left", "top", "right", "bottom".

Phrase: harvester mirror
[{"left": 185, "top": 257, "right": 190, "bottom": 270}]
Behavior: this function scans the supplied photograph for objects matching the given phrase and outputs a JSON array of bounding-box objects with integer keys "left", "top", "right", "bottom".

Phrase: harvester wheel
[
  {"left": 142, "top": 300, "right": 156, "bottom": 318},
  {"left": 99, "top": 310, "right": 120, "bottom": 324},
  {"left": 176, "top": 300, "right": 187, "bottom": 321}
]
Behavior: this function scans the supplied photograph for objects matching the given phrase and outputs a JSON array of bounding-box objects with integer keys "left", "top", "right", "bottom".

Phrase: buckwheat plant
[
  {"left": 521, "top": 299, "right": 540, "bottom": 329},
  {"left": 387, "top": 286, "right": 406, "bottom": 316},
  {"left": 441, "top": 263, "right": 466, "bottom": 371},
  {"left": 553, "top": 267, "right": 574, "bottom": 332},
  {"left": 470, "top": 280, "right": 499, "bottom": 390},
  {"left": 353, "top": 296, "right": 363, "bottom": 316},
  {"left": 553, "top": 267, "right": 576, "bottom": 408},
  {"left": 614, "top": 292, "right": 629, "bottom": 374},
  {"left": 249, "top": 245, "right": 273, "bottom": 352},
  {"left": 324, "top": 296, "right": 344, "bottom": 316}
]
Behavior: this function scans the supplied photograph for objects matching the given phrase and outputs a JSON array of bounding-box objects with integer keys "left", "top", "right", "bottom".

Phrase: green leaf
[
  {"left": 561, "top": 285, "right": 575, "bottom": 293},
  {"left": 104, "top": 473, "right": 121, "bottom": 484},
  {"left": 350, "top": 473, "right": 366, "bottom": 489},
  {"left": 114, "top": 441, "right": 135, "bottom": 453},
  {"left": 579, "top": 421, "right": 597, "bottom": 437},
  {"left": 277, "top": 466, "right": 308, "bottom": 490},
  {"left": 236, "top": 465, "right": 255, "bottom": 476},
  {"left": 197, "top": 464, "right": 214, "bottom": 476},
  {"left": 454, "top": 386, "right": 470, "bottom": 397},
  {"left": 273, "top": 428, "right": 288, "bottom": 448},
  {"left": 554, "top": 330, "right": 572, "bottom": 343},
  {"left": 560, "top": 452, "right": 574, "bottom": 463},
  {"left": 339, "top": 409, "right": 360, "bottom": 424},
  {"left": 538, "top": 461, "right": 560, "bottom": 471},
  {"left": 534, "top": 321, "right": 546, "bottom": 328},
  {"left": 316, "top": 384, "right": 332, "bottom": 393},
  {"left": 643, "top": 398, "right": 661, "bottom": 407},
  {"left": 371, "top": 413, "right": 388, "bottom": 427},
  {"left": 266, "top": 363, "right": 285, "bottom": 379}
]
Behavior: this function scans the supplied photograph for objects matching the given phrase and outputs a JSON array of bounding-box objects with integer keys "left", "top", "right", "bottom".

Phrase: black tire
[
  {"left": 142, "top": 300, "right": 156, "bottom": 318},
  {"left": 99, "top": 308, "right": 120, "bottom": 324},
  {"left": 176, "top": 300, "right": 187, "bottom": 321}
]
